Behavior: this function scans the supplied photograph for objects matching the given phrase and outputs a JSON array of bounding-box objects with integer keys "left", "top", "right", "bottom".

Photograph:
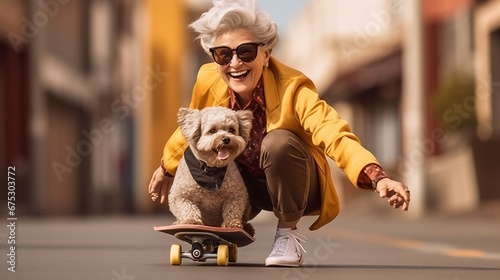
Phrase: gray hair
[{"left": 189, "top": 0, "right": 279, "bottom": 54}]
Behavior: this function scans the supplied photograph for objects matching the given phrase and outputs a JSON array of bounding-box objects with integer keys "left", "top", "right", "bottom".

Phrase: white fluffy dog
[{"left": 168, "top": 106, "right": 254, "bottom": 234}]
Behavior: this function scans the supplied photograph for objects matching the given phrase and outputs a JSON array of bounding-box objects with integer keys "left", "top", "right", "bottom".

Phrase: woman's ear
[
  {"left": 263, "top": 49, "right": 271, "bottom": 69},
  {"left": 265, "top": 48, "right": 272, "bottom": 61}
]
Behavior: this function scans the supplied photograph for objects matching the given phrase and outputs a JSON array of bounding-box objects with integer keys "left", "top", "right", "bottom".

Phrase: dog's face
[{"left": 177, "top": 107, "right": 253, "bottom": 167}]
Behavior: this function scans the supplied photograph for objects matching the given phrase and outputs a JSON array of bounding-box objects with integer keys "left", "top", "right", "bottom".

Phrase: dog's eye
[
  {"left": 228, "top": 128, "right": 236, "bottom": 134},
  {"left": 209, "top": 128, "right": 217, "bottom": 134}
]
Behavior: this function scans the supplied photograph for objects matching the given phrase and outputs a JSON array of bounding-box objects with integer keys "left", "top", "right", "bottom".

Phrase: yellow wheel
[
  {"left": 228, "top": 245, "right": 238, "bottom": 262},
  {"left": 216, "top": 245, "right": 229, "bottom": 266},
  {"left": 170, "top": 244, "right": 182, "bottom": 265}
]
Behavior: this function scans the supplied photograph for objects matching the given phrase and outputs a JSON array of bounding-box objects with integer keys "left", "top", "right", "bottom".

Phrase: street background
[{"left": 1, "top": 0, "right": 500, "bottom": 279}]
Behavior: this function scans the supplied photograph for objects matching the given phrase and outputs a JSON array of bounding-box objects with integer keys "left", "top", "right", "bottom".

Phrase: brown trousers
[{"left": 238, "top": 130, "right": 321, "bottom": 222}]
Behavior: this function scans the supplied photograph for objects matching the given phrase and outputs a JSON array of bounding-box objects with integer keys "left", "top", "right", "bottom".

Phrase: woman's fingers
[
  {"left": 378, "top": 178, "right": 410, "bottom": 211},
  {"left": 148, "top": 167, "right": 168, "bottom": 202}
]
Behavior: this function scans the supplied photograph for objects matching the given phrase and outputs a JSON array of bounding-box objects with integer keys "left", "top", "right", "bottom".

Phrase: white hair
[{"left": 189, "top": 0, "right": 279, "bottom": 54}]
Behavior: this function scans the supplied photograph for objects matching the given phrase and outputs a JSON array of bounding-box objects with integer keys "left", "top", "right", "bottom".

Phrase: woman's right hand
[{"left": 148, "top": 166, "right": 174, "bottom": 204}]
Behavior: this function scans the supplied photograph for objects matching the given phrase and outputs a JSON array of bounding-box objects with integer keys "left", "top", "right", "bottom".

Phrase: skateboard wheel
[
  {"left": 216, "top": 245, "right": 229, "bottom": 266},
  {"left": 228, "top": 245, "right": 238, "bottom": 262},
  {"left": 170, "top": 244, "right": 182, "bottom": 265}
]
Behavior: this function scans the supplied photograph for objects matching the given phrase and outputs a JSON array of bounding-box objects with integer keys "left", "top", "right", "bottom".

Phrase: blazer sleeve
[{"left": 291, "top": 78, "right": 380, "bottom": 187}]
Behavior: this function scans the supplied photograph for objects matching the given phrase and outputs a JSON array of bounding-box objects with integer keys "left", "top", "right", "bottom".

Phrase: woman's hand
[
  {"left": 375, "top": 178, "right": 410, "bottom": 211},
  {"left": 148, "top": 167, "right": 174, "bottom": 204}
]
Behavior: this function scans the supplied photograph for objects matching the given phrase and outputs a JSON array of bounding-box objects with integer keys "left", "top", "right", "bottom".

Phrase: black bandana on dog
[{"left": 184, "top": 147, "right": 227, "bottom": 190}]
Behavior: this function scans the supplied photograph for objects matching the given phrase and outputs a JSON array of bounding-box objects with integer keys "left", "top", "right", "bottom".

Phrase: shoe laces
[{"left": 271, "top": 229, "right": 307, "bottom": 256}]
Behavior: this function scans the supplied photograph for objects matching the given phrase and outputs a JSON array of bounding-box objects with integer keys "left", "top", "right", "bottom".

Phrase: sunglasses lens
[
  {"left": 236, "top": 44, "right": 258, "bottom": 62},
  {"left": 213, "top": 48, "right": 232, "bottom": 65},
  {"left": 210, "top": 43, "right": 261, "bottom": 65}
]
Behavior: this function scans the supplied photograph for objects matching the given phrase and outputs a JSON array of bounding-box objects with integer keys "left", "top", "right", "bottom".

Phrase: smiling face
[{"left": 214, "top": 28, "right": 270, "bottom": 99}]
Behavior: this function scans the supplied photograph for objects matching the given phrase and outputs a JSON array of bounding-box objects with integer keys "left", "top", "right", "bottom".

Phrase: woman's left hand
[{"left": 375, "top": 178, "right": 410, "bottom": 211}]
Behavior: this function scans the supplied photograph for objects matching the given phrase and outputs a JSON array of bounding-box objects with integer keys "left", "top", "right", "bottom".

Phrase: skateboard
[{"left": 154, "top": 224, "right": 255, "bottom": 266}]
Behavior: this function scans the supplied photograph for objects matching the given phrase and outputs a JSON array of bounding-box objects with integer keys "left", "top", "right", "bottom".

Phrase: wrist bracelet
[
  {"left": 160, "top": 160, "right": 174, "bottom": 177},
  {"left": 372, "top": 176, "right": 389, "bottom": 192}
]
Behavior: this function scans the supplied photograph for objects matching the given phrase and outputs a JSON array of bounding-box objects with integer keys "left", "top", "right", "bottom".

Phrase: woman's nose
[{"left": 229, "top": 52, "right": 242, "bottom": 67}]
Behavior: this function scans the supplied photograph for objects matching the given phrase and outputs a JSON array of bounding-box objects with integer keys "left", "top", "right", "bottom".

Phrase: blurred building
[
  {"left": 142, "top": 0, "right": 212, "bottom": 213},
  {"left": 473, "top": 0, "right": 500, "bottom": 207},
  {"left": 0, "top": 0, "right": 211, "bottom": 215},
  {"left": 279, "top": 0, "right": 500, "bottom": 213},
  {"left": 1, "top": 0, "right": 141, "bottom": 215}
]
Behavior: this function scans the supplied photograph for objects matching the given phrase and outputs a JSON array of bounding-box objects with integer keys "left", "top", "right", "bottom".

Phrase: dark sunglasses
[{"left": 209, "top": 42, "right": 265, "bottom": 65}]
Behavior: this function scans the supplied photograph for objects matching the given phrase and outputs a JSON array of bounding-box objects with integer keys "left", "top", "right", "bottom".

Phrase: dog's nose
[{"left": 221, "top": 137, "right": 230, "bottom": 144}]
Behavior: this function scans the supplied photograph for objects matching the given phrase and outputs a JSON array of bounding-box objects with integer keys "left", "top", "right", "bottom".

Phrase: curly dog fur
[{"left": 168, "top": 106, "right": 254, "bottom": 235}]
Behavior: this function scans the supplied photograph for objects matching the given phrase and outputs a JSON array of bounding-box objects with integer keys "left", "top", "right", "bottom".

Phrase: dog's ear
[
  {"left": 177, "top": 108, "right": 201, "bottom": 142},
  {"left": 236, "top": 110, "right": 253, "bottom": 142}
]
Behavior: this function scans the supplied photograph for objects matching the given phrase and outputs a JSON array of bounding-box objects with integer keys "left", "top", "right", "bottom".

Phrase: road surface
[{"left": 1, "top": 207, "right": 499, "bottom": 280}]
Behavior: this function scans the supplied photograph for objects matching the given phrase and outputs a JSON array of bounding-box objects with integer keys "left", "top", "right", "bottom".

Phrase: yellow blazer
[{"left": 161, "top": 57, "right": 379, "bottom": 230}]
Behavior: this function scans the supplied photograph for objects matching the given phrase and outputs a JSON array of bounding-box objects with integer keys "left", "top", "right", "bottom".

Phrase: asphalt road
[{"left": 1, "top": 208, "right": 499, "bottom": 280}]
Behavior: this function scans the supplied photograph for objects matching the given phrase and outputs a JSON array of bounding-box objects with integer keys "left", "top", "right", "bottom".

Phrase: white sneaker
[{"left": 265, "top": 228, "right": 307, "bottom": 267}]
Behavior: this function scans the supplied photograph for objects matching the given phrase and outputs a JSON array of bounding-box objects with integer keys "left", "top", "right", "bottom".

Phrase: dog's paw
[
  {"left": 222, "top": 220, "right": 243, "bottom": 229},
  {"left": 179, "top": 219, "right": 203, "bottom": 225}
]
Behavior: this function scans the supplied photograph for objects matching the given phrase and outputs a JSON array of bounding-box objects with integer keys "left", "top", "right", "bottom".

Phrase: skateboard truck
[
  {"left": 190, "top": 241, "right": 205, "bottom": 260},
  {"left": 183, "top": 236, "right": 215, "bottom": 261},
  {"left": 172, "top": 231, "right": 235, "bottom": 265},
  {"left": 155, "top": 224, "right": 254, "bottom": 266}
]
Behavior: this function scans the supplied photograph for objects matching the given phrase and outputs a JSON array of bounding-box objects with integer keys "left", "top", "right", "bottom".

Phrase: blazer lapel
[
  {"left": 210, "top": 77, "right": 230, "bottom": 107},
  {"left": 263, "top": 58, "right": 281, "bottom": 126}
]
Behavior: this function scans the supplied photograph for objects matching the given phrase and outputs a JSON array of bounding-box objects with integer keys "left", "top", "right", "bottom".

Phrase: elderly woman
[{"left": 149, "top": 0, "right": 410, "bottom": 267}]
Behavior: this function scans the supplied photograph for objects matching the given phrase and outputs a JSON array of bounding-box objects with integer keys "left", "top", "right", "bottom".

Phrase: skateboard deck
[{"left": 154, "top": 224, "right": 255, "bottom": 266}]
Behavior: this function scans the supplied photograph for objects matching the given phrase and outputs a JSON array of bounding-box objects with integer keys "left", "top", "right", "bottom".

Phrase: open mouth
[
  {"left": 213, "top": 145, "right": 232, "bottom": 161},
  {"left": 229, "top": 70, "right": 250, "bottom": 79}
]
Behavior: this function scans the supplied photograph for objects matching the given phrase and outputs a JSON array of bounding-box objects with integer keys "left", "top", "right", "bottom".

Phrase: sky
[{"left": 258, "top": 0, "right": 308, "bottom": 38}]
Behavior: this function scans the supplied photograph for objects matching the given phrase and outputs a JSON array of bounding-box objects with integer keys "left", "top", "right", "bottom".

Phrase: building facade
[{"left": 0, "top": 0, "right": 212, "bottom": 215}]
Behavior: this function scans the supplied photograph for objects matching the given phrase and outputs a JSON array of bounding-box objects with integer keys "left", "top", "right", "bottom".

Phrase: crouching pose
[{"left": 149, "top": 0, "right": 410, "bottom": 267}]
